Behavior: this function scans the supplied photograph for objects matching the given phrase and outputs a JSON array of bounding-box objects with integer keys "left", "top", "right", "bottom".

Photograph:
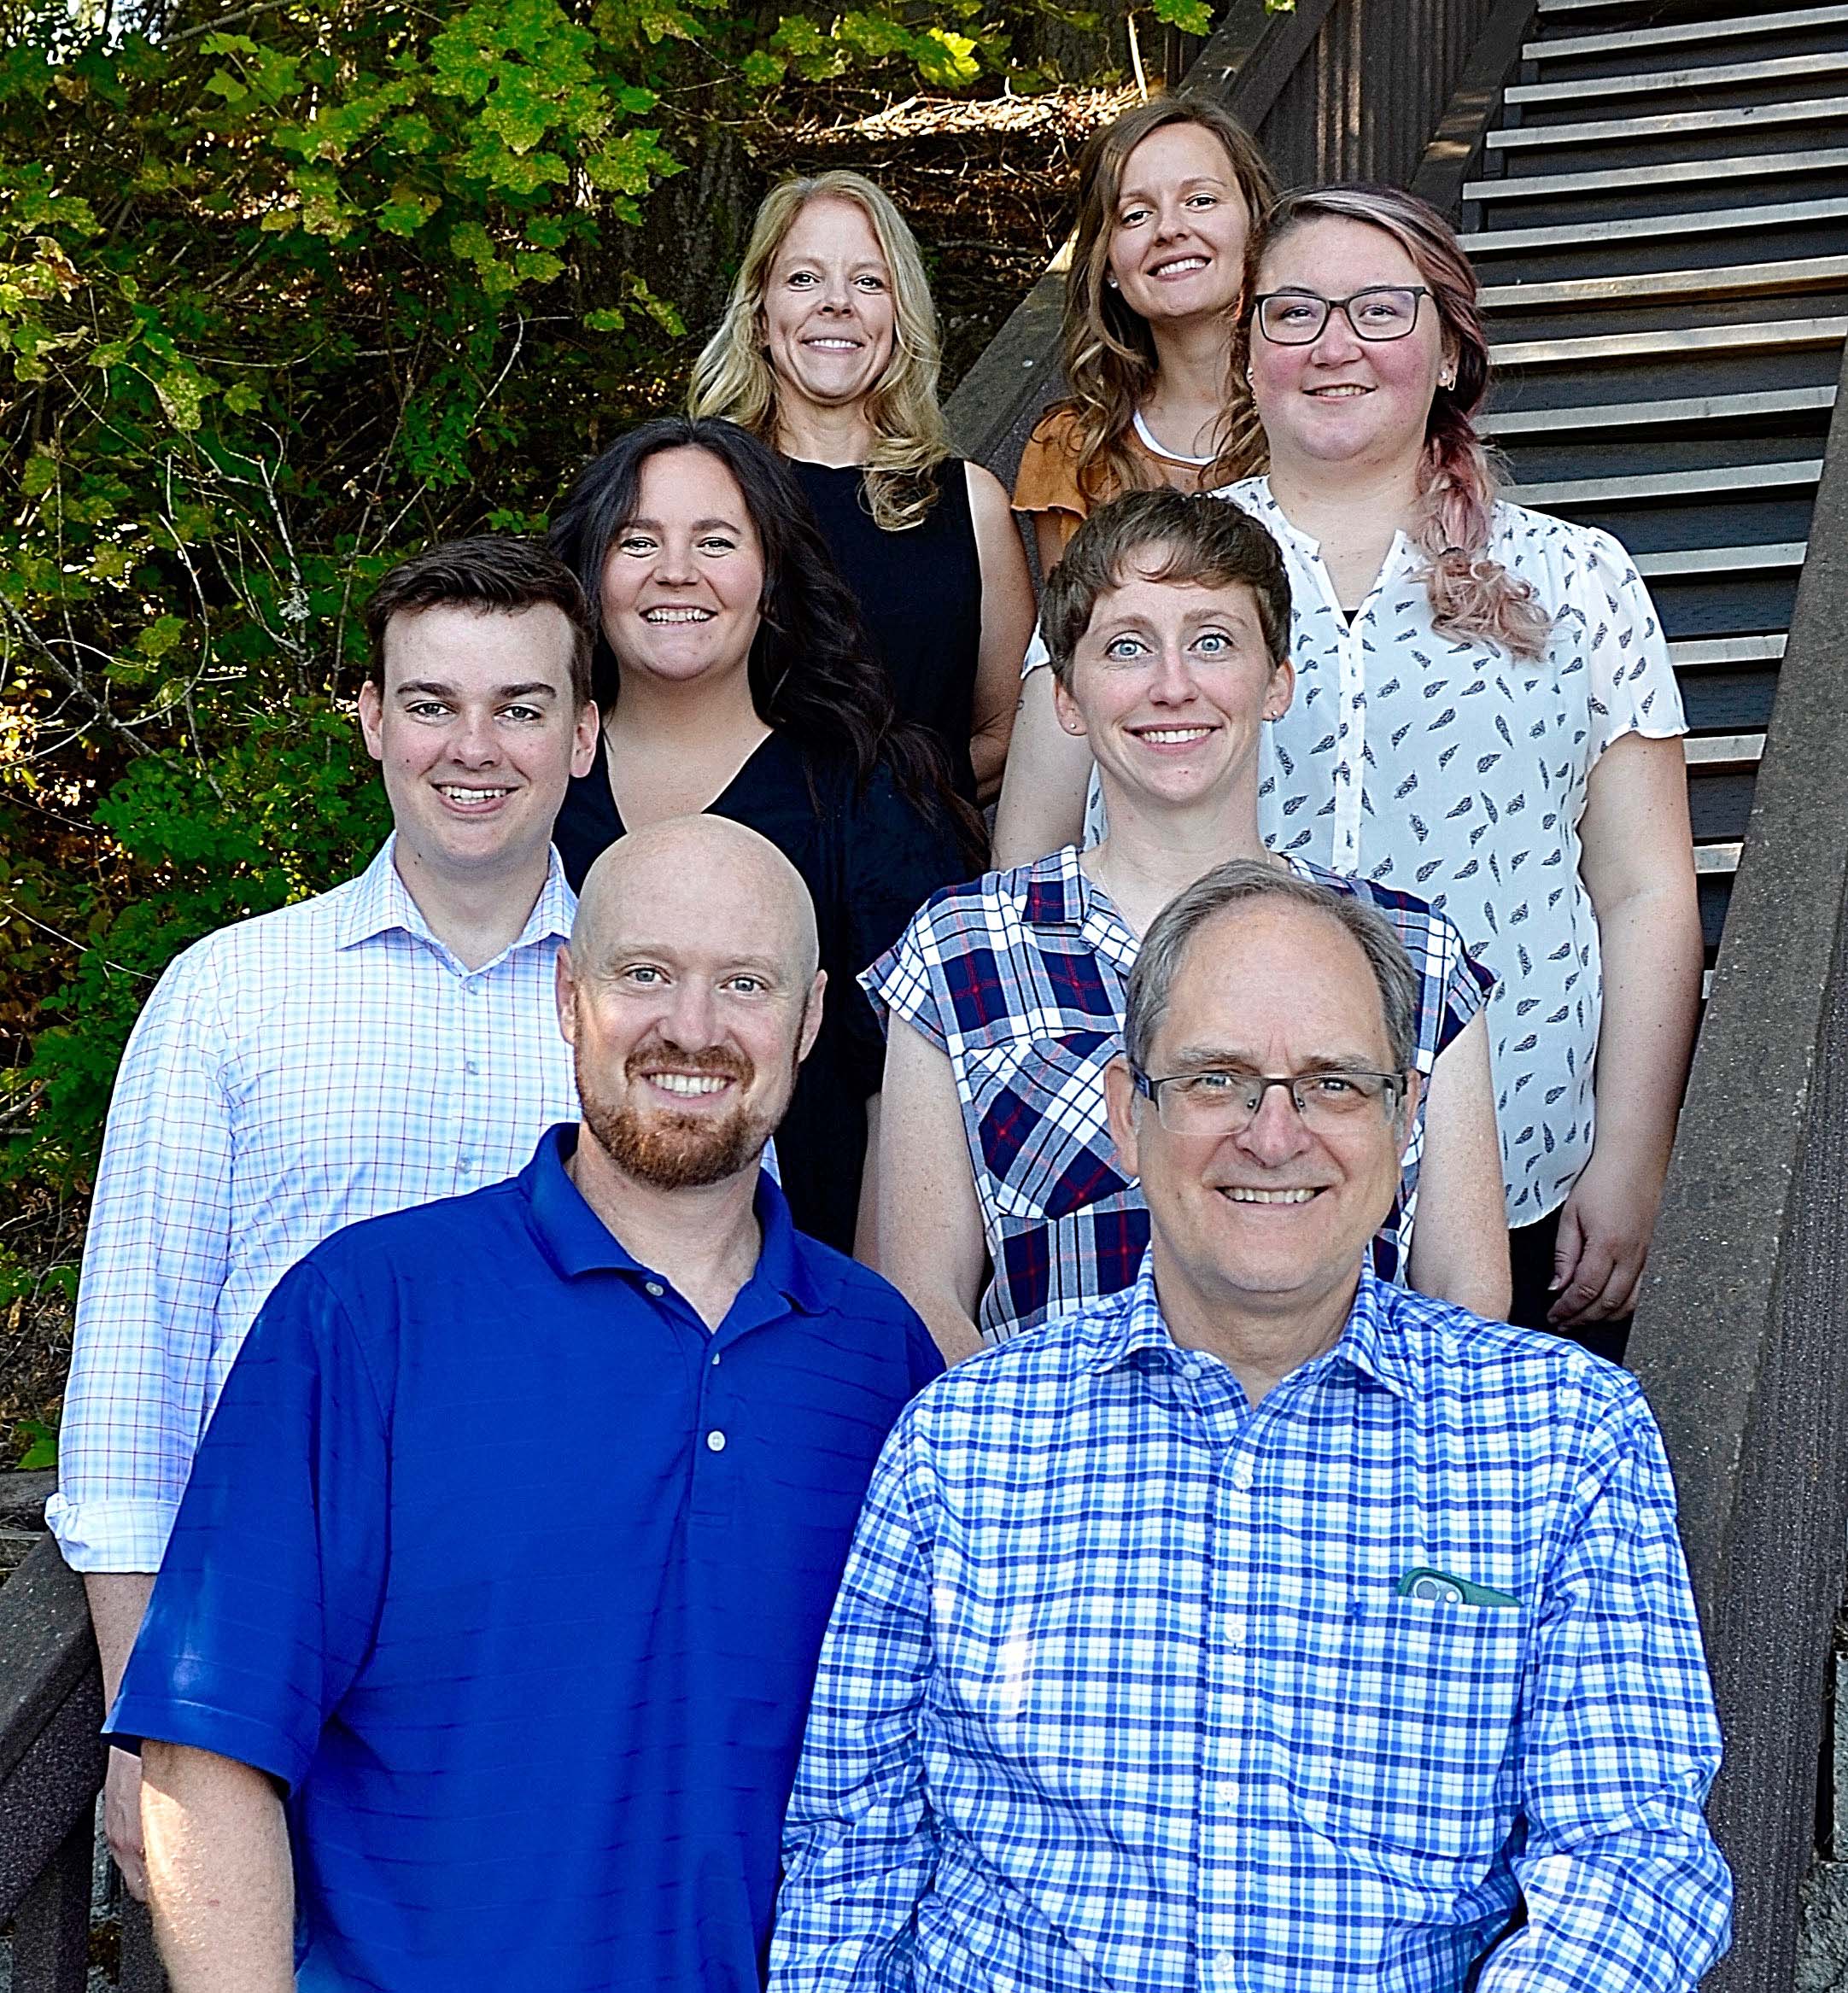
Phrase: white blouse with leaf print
[{"left": 1213, "top": 475, "right": 1686, "bottom": 1226}]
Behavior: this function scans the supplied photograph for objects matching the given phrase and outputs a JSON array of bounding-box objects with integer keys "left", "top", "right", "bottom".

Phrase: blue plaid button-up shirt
[
  {"left": 863, "top": 846, "right": 1490, "bottom": 1345},
  {"left": 771, "top": 1261, "right": 1731, "bottom": 1993}
]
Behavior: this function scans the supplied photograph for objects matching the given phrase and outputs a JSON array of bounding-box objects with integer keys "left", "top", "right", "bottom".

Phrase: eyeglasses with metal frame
[
  {"left": 1252, "top": 286, "right": 1431, "bottom": 346},
  {"left": 1130, "top": 1064, "right": 1408, "bottom": 1136}
]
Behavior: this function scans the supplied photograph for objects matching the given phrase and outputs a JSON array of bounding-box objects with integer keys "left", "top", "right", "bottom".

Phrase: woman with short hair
[
  {"left": 868, "top": 488, "right": 1506, "bottom": 1362},
  {"left": 548, "top": 414, "right": 978, "bottom": 1255},
  {"left": 689, "top": 170, "right": 1033, "bottom": 803},
  {"left": 1228, "top": 184, "right": 1701, "bottom": 1353}
]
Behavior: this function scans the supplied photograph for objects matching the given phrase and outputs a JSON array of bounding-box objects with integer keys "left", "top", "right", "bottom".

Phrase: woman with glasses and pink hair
[{"left": 1224, "top": 184, "right": 1700, "bottom": 1357}]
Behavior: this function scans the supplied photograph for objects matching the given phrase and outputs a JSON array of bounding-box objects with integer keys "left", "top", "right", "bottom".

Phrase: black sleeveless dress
[{"left": 787, "top": 458, "right": 984, "bottom": 800}]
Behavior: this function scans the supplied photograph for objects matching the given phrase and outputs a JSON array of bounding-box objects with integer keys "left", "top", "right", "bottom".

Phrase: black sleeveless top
[
  {"left": 552, "top": 730, "right": 970, "bottom": 1255},
  {"left": 787, "top": 458, "right": 984, "bottom": 799}
]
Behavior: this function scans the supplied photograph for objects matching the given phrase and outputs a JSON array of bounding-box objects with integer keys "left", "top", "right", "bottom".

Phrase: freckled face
[
  {"left": 1055, "top": 565, "right": 1292, "bottom": 813},
  {"left": 1107, "top": 123, "right": 1252, "bottom": 328},
  {"left": 762, "top": 195, "right": 898, "bottom": 417},
  {"left": 1248, "top": 215, "right": 1453, "bottom": 476}
]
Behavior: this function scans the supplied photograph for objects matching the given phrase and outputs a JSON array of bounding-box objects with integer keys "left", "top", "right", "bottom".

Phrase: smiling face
[
  {"left": 761, "top": 194, "right": 898, "bottom": 422},
  {"left": 358, "top": 602, "right": 597, "bottom": 891},
  {"left": 1249, "top": 214, "right": 1453, "bottom": 479},
  {"left": 599, "top": 447, "right": 766, "bottom": 692},
  {"left": 1107, "top": 121, "right": 1252, "bottom": 328},
  {"left": 1107, "top": 900, "right": 1415, "bottom": 1324},
  {"left": 558, "top": 823, "right": 824, "bottom": 1192},
  {"left": 1054, "top": 560, "right": 1292, "bottom": 815}
]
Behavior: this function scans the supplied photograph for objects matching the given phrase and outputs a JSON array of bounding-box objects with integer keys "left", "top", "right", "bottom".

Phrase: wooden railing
[
  {"left": 0, "top": 1531, "right": 165, "bottom": 1987},
  {"left": 1625, "top": 342, "right": 1848, "bottom": 1993}
]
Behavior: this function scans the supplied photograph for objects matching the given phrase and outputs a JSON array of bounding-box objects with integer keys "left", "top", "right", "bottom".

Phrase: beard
[{"left": 576, "top": 1033, "right": 782, "bottom": 1192}]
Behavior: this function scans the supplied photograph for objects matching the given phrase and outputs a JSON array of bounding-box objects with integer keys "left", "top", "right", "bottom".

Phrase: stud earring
[{"left": 1105, "top": 273, "right": 1119, "bottom": 289}]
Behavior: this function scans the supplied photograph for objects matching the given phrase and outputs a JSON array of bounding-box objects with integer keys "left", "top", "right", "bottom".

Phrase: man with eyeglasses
[{"left": 770, "top": 861, "right": 1731, "bottom": 1992}]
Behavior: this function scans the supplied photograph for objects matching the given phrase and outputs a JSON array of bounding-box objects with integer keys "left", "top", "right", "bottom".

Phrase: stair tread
[
  {"left": 1512, "top": 460, "right": 1823, "bottom": 505},
  {"left": 1481, "top": 386, "right": 1837, "bottom": 435},
  {"left": 1491, "top": 314, "right": 1848, "bottom": 366},
  {"left": 1478, "top": 255, "right": 1848, "bottom": 310},
  {"left": 1467, "top": 143, "right": 1848, "bottom": 202},
  {"left": 1486, "top": 95, "right": 1848, "bottom": 150},
  {"left": 1528, "top": 5, "right": 1848, "bottom": 63},
  {"left": 1507, "top": 50, "right": 1848, "bottom": 108},
  {"left": 1464, "top": 196, "right": 1848, "bottom": 255}
]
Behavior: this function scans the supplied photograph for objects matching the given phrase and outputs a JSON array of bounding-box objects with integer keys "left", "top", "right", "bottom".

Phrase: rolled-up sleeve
[
  {"left": 48, "top": 941, "right": 234, "bottom": 1573},
  {"left": 1483, "top": 1390, "right": 1732, "bottom": 1991}
]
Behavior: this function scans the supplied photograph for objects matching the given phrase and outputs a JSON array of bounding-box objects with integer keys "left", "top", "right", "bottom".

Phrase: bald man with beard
[{"left": 107, "top": 816, "right": 944, "bottom": 1993}]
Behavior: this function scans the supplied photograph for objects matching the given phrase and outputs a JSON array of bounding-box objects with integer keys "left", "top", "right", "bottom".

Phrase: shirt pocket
[
  {"left": 1283, "top": 1596, "right": 1525, "bottom": 1872},
  {"left": 962, "top": 1030, "right": 1132, "bottom": 1223}
]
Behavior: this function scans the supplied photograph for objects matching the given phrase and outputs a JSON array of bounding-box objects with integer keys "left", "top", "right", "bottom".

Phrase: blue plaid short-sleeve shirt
[{"left": 863, "top": 846, "right": 1492, "bottom": 1344}]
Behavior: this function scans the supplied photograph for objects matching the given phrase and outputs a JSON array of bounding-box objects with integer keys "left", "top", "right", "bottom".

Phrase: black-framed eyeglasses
[
  {"left": 1252, "top": 286, "right": 1431, "bottom": 346},
  {"left": 1130, "top": 1064, "right": 1408, "bottom": 1136}
]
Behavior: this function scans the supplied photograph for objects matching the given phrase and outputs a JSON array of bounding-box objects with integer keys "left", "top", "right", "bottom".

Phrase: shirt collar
[
  {"left": 520, "top": 1123, "right": 832, "bottom": 1316},
  {"left": 1084, "top": 1250, "right": 1414, "bottom": 1401},
  {"left": 1021, "top": 845, "right": 1139, "bottom": 973},
  {"left": 334, "top": 834, "right": 576, "bottom": 958}
]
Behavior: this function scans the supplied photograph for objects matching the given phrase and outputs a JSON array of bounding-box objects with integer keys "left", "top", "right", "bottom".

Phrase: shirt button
[
  {"left": 705, "top": 1429, "right": 727, "bottom": 1453},
  {"left": 458, "top": 1156, "right": 474, "bottom": 1173},
  {"left": 710, "top": 1351, "right": 722, "bottom": 1367},
  {"left": 1215, "top": 1780, "right": 1237, "bottom": 1807},
  {"left": 1225, "top": 1616, "right": 1247, "bottom": 1651},
  {"left": 465, "top": 1060, "right": 480, "bottom": 1076},
  {"left": 645, "top": 1281, "right": 664, "bottom": 1298},
  {"left": 1231, "top": 1463, "right": 1254, "bottom": 1493}
]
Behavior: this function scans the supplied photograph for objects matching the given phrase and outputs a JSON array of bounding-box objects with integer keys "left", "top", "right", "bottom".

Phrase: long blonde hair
[
  {"left": 687, "top": 170, "right": 949, "bottom": 532},
  {"left": 1057, "top": 96, "right": 1277, "bottom": 505},
  {"left": 1243, "top": 184, "right": 1553, "bottom": 662}
]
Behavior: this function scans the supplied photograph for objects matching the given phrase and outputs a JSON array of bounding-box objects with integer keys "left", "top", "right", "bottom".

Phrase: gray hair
[{"left": 1125, "top": 860, "right": 1419, "bottom": 1078}]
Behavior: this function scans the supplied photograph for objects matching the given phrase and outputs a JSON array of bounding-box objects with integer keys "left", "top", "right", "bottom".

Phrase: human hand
[
  {"left": 105, "top": 1744, "right": 149, "bottom": 1899},
  {"left": 1548, "top": 1150, "right": 1665, "bottom": 1326}
]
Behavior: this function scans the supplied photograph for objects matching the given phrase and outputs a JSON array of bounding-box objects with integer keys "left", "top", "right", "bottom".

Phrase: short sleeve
[
  {"left": 860, "top": 900, "right": 954, "bottom": 1055},
  {"left": 107, "top": 1256, "right": 389, "bottom": 1791},
  {"left": 1010, "top": 409, "right": 1088, "bottom": 542},
  {"left": 1565, "top": 525, "right": 1686, "bottom": 759},
  {"left": 1436, "top": 927, "right": 1494, "bottom": 1060}
]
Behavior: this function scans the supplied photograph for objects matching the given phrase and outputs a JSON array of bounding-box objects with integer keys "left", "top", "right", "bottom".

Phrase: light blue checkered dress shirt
[
  {"left": 772, "top": 1259, "right": 1731, "bottom": 1993},
  {"left": 48, "top": 837, "right": 580, "bottom": 1572}
]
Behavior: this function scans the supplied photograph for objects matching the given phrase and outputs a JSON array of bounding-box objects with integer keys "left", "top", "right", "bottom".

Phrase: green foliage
[
  {"left": 0, "top": 0, "right": 1097, "bottom": 1187},
  {"left": 15, "top": 1417, "right": 58, "bottom": 1471}
]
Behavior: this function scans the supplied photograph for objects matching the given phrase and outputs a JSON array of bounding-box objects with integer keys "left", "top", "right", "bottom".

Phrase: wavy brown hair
[
  {"left": 1242, "top": 184, "right": 1553, "bottom": 662},
  {"left": 549, "top": 417, "right": 984, "bottom": 860},
  {"left": 687, "top": 171, "right": 948, "bottom": 533},
  {"left": 1054, "top": 96, "right": 1277, "bottom": 507}
]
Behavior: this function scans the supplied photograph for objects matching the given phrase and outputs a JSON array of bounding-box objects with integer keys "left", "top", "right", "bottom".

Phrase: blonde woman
[
  {"left": 691, "top": 170, "right": 1033, "bottom": 803},
  {"left": 994, "top": 95, "right": 1278, "bottom": 862}
]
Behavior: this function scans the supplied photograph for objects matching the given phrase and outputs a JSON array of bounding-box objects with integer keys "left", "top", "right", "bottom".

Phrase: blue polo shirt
[{"left": 109, "top": 1125, "right": 943, "bottom": 1992}]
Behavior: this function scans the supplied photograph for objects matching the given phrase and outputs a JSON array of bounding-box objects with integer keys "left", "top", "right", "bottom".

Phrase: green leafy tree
[{"left": 0, "top": 0, "right": 1293, "bottom": 1191}]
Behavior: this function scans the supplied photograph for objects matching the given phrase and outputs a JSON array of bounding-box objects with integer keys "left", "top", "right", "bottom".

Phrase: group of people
[{"left": 47, "top": 89, "right": 1728, "bottom": 1993}]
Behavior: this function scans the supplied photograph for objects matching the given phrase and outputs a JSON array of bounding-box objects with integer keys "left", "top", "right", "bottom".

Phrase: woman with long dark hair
[{"left": 549, "top": 415, "right": 977, "bottom": 1254}]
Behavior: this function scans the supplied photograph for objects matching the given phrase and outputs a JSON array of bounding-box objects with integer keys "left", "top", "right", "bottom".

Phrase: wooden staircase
[{"left": 1462, "top": 0, "right": 1848, "bottom": 967}]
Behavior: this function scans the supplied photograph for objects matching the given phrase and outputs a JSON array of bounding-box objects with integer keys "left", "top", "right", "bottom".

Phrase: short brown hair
[
  {"left": 1040, "top": 489, "right": 1291, "bottom": 684},
  {"left": 362, "top": 536, "right": 596, "bottom": 707}
]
